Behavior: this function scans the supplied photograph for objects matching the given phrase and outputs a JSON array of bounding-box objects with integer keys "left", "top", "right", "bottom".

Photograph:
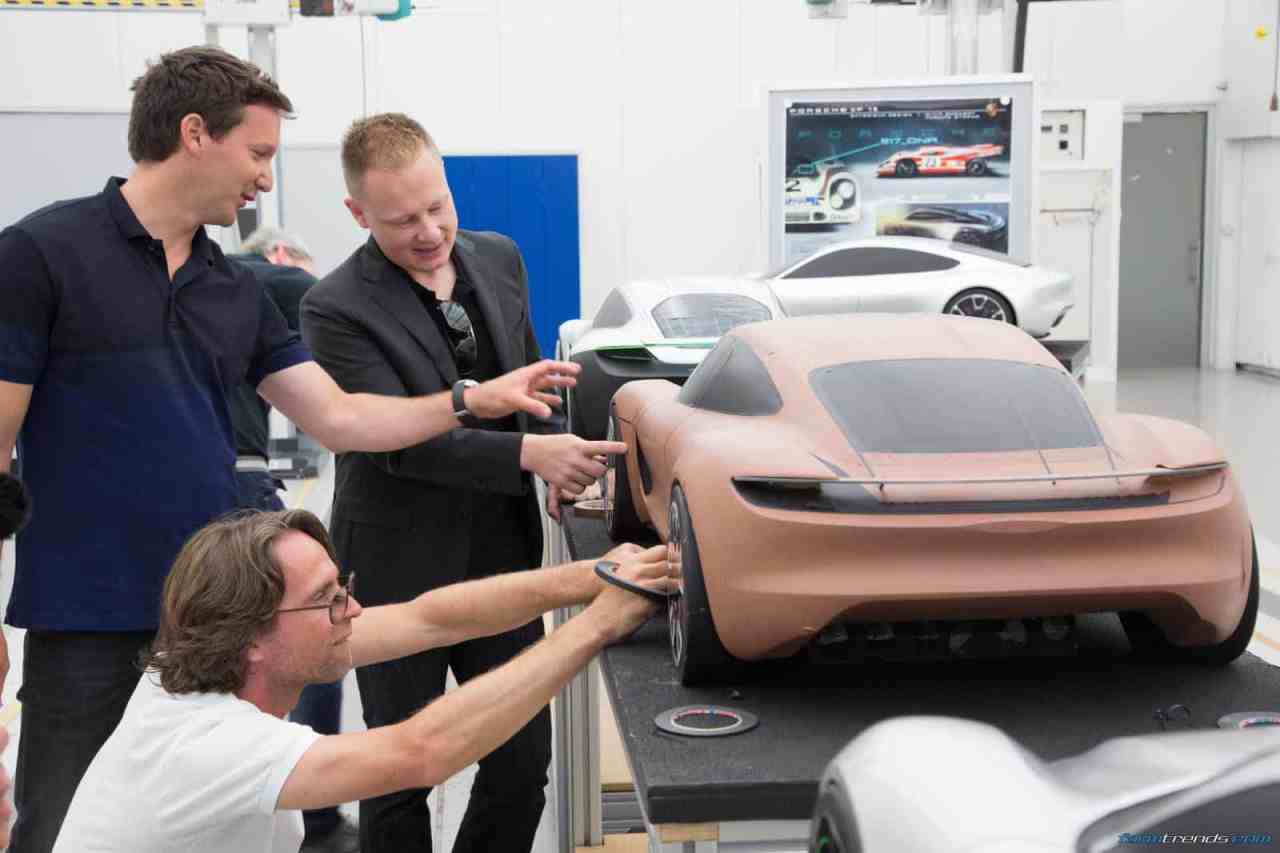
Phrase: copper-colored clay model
[{"left": 604, "top": 315, "right": 1258, "bottom": 684}]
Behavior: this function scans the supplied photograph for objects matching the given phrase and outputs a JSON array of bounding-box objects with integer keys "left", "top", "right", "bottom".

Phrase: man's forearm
[
  {"left": 418, "top": 560, "right": 596, "bottom": 639},
  {"left": 260, "top": 362, "right": 463, "bottom": 454},
  {"left": 325, "top": 390, "right": 459, "bottom": 454},
  {"left": 352, "top": 560, "right": 596, "bottom": 668},
  {"left": 403, "top": 606, "right": 609, "bottom": 787}
]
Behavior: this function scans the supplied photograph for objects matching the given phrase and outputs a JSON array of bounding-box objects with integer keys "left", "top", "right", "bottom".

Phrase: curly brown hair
[
  {"left": 128, "top": 45, "right": 294, "bottom": 164},
  {"left": 341, "top": 112, "right": 440, "bottom": 198},
  {"left": 146, "top": 509, "right": 337, "bottom": 695}
]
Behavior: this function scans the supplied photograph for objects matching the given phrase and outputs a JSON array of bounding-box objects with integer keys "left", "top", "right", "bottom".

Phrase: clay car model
[
  {"left": 811, "top": 716, "right": 1280, "bottom": 852},
  {"left": 878, "top": 206, "right": 1007, "bottom": 249},
  {"left": 556, "top": 278, "right": 783, "bottom": 441},
  {"left": 604, "top": 315, "right": 1258, "bottom": 684},
  {"left": 784, "top": 162, "right": 861, "bottom": 226},
  {"left": 876, "top": 143, "right": 1004, "bottom": 177}
]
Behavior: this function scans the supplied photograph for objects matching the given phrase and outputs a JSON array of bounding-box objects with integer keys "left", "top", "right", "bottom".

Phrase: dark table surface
[{"left": 564, "top": 507, "right": 1280, "bottom": 825}]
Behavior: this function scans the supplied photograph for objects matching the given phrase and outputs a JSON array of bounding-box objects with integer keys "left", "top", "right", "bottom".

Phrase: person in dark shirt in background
[
  {"left": 227, "top": 226, "right": 318, "bottom": 510},
  {"left": 228, "top": 227, "right": 356, "bottom": 853}
]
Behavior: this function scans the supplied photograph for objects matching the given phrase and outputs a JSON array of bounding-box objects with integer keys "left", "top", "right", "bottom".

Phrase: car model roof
[
  {"left": 730, "top": 314, "right": 1061, "bottom": 373},
  {"left": 770, "top": 235, "right": 1027, "bottom": 276}
]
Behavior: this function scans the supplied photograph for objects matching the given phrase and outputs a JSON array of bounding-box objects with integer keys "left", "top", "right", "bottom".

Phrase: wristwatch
[{"left": 452, "top": 378, "right": 480, "bottom": 427}]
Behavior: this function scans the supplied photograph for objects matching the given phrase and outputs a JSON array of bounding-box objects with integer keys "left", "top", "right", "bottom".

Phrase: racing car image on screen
[
  {"left": 876, "top": 143, "right": 1004, "bottom": 178},
  {"left": 877, "top": 206, "right": 1007, "bottom": 249},
  {"left": 784, "top": 162, "right": 861, "bottom": 226},
  {"left": 604, "top": 315, "right": 1258, "bottom": 684}
]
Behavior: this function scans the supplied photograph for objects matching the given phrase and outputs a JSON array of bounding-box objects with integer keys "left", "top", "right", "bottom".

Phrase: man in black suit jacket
[{"left": 301, "top": 113, "right": 624, "bottom": 853}]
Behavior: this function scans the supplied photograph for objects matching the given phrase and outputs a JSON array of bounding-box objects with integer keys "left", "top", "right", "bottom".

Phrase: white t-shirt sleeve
[
  {"left": 54, "top": 681, "right": 325, "bottom": 853},
  {"left": 174, "top": 706, "right": 322, "bottom": 819},
  {"left": 258, "top": 718, "right": 323, "bottom": 815}
]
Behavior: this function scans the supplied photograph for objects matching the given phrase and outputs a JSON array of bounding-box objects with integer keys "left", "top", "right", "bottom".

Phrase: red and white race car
[{"left": 876, "top": 143, "right": 1004, "bottom": 178}]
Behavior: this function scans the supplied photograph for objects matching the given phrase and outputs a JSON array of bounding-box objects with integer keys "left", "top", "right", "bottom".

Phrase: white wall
[
  {"left": 0, "top": 0, "right": 1258, "bottom": 373},
  {"left": 0, "top": 0, "right": 1009, "bottom": 320},
  {"left": 1232, "top": 139, "right": 1280, "bottom": 371}
]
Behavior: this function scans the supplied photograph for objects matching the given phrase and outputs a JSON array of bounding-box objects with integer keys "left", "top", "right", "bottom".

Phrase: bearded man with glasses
[
  {"left": 53, "top": 509, "right": 670, "bottom": 853},
  {"left": 301, "top": 113, "right": 627, "bottom": 853}
]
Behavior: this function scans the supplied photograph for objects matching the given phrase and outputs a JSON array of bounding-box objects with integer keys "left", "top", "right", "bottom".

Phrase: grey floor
[{"left": 2, "top": 365, "right": 1279, "bottom": 849}]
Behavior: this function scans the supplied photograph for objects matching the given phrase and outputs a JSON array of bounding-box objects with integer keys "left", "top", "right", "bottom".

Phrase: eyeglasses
[
  {"left": 439, "top": 300, "right": 478, "bottom": 378},
  {"left": 277, "top": 573, "right": 356, "bottom": 625}
]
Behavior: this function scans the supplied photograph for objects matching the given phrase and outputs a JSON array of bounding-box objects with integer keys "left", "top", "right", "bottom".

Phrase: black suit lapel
[
  {"left": 454, "top": 234, "right": 517, "bottom": 375},
  {"left": 361, "top": 238, "right": 460, "bottom": 385}
]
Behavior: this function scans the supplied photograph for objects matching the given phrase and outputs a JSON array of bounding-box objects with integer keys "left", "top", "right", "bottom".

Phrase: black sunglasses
[
  {"left": 277, "top": 573, "right": 356, "bottom": 625},
  {"left": 439, "top": 300, "right": 478, "bottom": 378}
]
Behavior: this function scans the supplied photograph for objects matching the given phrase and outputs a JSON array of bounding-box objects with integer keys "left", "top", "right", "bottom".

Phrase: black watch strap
[{"left": 452, "top": 379, "right": 479, "bottom": 427}]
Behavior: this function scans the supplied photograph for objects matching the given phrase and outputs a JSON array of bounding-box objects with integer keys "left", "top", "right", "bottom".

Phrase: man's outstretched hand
[
  {"left": 465, "top": 360, "right": 578, "bottom": 421},
  {"left": 585, "top": 544, "right": 673, "bottom": 644}
]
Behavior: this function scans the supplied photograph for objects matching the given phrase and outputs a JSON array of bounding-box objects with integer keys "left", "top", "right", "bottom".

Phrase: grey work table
[{"left": 558, "top": 507, "right": 1280, "bottom": 852}]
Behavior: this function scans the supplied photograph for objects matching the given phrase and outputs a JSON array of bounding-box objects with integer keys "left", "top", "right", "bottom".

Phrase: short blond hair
[{"left": 342, "top": 112, "right": 440, "bottom": 197}]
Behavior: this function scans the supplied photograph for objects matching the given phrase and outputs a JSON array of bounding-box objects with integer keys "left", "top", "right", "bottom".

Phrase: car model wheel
[
  {"left": 668, "top": 483, "right": 739, "bottom": 685},
  {"left": 966, "top": 159, "right": 989, "bottom": 176},
  {"left": 944, "top": 288, "right": 1015, "bottom": 325},
  {"left": 827, "top": 178, "right": 856, "bottom": 210},
  {"left": 895, "top": 159, "right": 917, "bottom": 178},
  {"left": 1121, "top": 535, "right": 1260, "bottom": 666},
  {"left": 603, "top": 411, "right": 648, "bottom": 542}
]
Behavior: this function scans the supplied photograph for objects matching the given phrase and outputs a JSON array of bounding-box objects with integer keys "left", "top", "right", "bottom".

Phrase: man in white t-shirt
[{"left": 52, "top": 509, "right": 669, "bottom": 853}]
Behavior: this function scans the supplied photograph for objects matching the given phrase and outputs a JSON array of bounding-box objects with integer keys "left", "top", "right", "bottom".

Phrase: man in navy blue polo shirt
[{"left": 0, "top": 46, "right": 577, "bottom": 853}]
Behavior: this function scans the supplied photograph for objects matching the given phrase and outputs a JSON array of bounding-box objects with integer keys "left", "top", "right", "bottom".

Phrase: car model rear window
[
  {"left": 651, "top": 293, "right": 773, "bottom": 338},
  {"left": 810, "top": 359, "right": 1101, "bottom": 453},
  {"left": 783, "top": 247, "right": 959, "bottom": 279}
]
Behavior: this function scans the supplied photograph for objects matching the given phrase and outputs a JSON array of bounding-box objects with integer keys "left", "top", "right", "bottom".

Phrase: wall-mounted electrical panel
[{"left": 1041, "top": 110, "right": 1086, "bottom": 162}]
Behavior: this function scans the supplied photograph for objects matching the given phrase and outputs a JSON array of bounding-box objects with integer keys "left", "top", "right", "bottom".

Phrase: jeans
[
  {"left": 355, "top": 617, "right": 551, "bottom": 853},
  {"left": 10, "top": 631, "right": 154, "bottom": 853},
  {"left": 234, "top": 469, "right": 345, "bottom": 839}
]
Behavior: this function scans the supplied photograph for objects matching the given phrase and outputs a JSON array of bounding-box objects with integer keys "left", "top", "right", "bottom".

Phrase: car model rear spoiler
[
  {"left": 732, "top": 463, "right": 1228, "bottom": 515},
  {"left": 733, "top": 461, "right": 1228, "bottom": 489}
]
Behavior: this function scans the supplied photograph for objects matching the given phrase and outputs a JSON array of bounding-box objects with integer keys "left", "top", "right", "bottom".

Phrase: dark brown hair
[
  {"left": 146, "top": 509, "right": 337, "bottom": 694},
  {"left": 128, "top": 46, "right": 294, "bottom": 163},
  {"left": 341, "top": 112, "right": 440, "bottom": 197}
]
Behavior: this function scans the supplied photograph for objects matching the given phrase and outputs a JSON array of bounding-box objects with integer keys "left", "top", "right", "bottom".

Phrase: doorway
[{"left": 1117, "top": 112, "right": 1207, "bottom": 369}]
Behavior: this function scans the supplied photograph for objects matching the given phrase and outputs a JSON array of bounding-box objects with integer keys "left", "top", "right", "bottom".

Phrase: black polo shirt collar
[{"left": 103, "top": 177, "right": 216, "bottom": 272}]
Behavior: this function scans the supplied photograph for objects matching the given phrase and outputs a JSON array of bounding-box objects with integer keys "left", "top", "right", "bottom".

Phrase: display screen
[{"left": 782, "top": 97, "right": 1014, "bottom": 264}]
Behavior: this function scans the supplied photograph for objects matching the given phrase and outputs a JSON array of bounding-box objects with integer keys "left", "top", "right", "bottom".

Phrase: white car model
[
  {"left": 812, "top": 716, "right": 1280, "bottom": 853},
  {"left": 557, "top": 277, "right": 784, "bottom": 440},
  {"left": 559, "top": 237, "right": 1072, "bottom": 439},
  {"left": 768, "top": 236, "right": 1072, "bottom": 336}
]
